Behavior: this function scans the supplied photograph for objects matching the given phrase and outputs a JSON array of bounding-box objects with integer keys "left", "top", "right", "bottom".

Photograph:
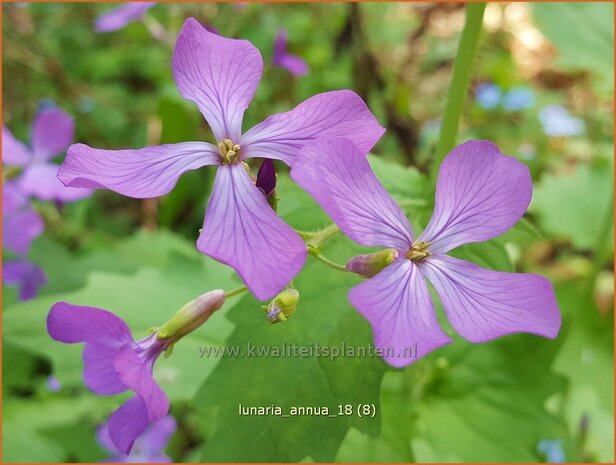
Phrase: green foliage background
[{"left": 2, "top": 2, "right": 614, "bottom": 463}]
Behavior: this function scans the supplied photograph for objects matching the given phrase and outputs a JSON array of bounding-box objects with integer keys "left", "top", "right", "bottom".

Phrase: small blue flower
[
  {"left": 475, "top": 83, "right": 502, "bottom": 109},
  {"left": 537, "top": 439, "right": 566, "bottom": 463},
  {"left": 539, "top": 105, "right": 585, "bottom": 137},
  {"left": 503, "top": 87, "right": 535, "bottom": 111}
]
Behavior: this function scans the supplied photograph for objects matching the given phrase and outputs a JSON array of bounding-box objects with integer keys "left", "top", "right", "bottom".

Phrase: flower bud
[
  {"left": 156, "top": 289, "right": 225, "bottom": 342},
  {"left": 256, "top": 159, "right": 278, "bottom": 211},
  {"left": 262, "top": 288, "right": 299, "bottom": 324},
  {"left": 346, "top": 249, "right": 398, "bottom": 278}
]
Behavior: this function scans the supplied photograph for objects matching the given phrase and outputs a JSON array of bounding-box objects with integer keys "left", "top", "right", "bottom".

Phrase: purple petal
[
  {"left": 47, "top": 302, "right": 133, "bottom": 345},
  {"left": 113, "top": 344, "right": 169, "bottom": 422},
  {"left": 197, "top": 163, "right": 307, "bottom": 300},
  {"left": 2, "top": 126, "right": 32, "bottom": 166},
  {"left": 96, "top": 422, "right": 117, "bottom": 454},
  {"left": 142, "top": 416, "right": 176, "bottom": 451},
  {"left": 31, "top": 107, "right": 75, "bottom": 160},
  {"left": 291, "top": 136, "right": 413, "bottom": 250},
  {"left": 2, "top": 182, "right": 28, "bottom": 215},
  {"left": 108, "top": 396, "right": 150, "bottom": 455},
  {"left": 3, "top": 207, "right": 44, "bottom": 256},
  {"left": 172, "top": 18, "right": 263, "bottom": 141},
  {"left": 83, "top": 343, "right": 130, "bottom": 395},
  {"left": 3, "top": 260, "right": 47, "bottom": 300},
  {"left": 95, "top": 2, "right": 156, "bottom": 33},
  {"left": 274, "top": 54, "right": 309, "bottom": 77},
  {"left": 348, "top": 259, "right": 452, "bottom": 368},
  {"left": 19, "top": 163, "right": 93, "bottom": 202},
  {"left": 58, "top": 142, "right": 219, "bottom": 199},
  {"left": 419, "top": 140, "right": 532, "bottom": 254},
  {"left": 420, "top": 254, "right": 561, "bottom": 342},
  {"left": 241, "top": 90, "right": 385, "bottom": 165},
  {"left": 272, "top": 29, "right": 308, "bottom": 76}
]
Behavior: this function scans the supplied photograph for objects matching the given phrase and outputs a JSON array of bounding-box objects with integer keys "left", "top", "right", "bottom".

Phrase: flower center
[
  {"left": 217, "top": 139, "right": 241, "bottom": 164},
  {"left": 405, "top": 240, "right": 431, "bottom": 262}
]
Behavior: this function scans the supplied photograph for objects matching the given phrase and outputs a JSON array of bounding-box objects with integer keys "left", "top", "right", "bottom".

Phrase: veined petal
[
  {"left": 95, "top": 2, "right": 156, "bottom": 32},
  {"left": 113, "top": 344, "right": 169, "bottom": 422},
  {"left": 108, "top": 396, "right": 150, "bottom": 455},
  {"left": 58, "top": 142, "right": 219, "bottom": 198},
  {"left": 420, "top": 254, "right": 561, "bottom": 342},
  {"left": 419, "top": 140, "right": 532, "bottom": 253},
  {"left": 2, "top": 208, "right": 44, "bottom": 256},
  {"left": 241, "top": 90, "right": 385, "bottom": 165},
  {"left": 2, "top": 126, "right": 32, "bottom": 166},
  {"left": 47, "top": 302, "right": 133, "bottom": 345},
  {"left": 197, "top": 163, "right": 307, "bottom": 300},
  {"left": 19, "top": 163, "right": 93, "bottom": 202},
  {"left": 2, "top": 260, "right": 47, "bottom": 301},
  {"left": 172, "top": 18, "right": 262, "bottom": 141},
  {"left": 31, "top": 107, "right": 75, "bottom": 160},
  {"left": 348, "top": 259, "right": 452, "bottom": 368},
  {"left": 291, "top": 136, "right": 413, "bottom": 250},
  {"left": 83, "top": 343, "right": 129, "bottom": 395}
]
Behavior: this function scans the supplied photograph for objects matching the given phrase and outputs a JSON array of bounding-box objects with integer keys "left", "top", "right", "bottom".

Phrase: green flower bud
[
  {"left": 346, "top": 248, "right": 398, "bottom": 278},
  {"left": 262, "top": 288, "right": 299, "bottom": 324},
  {"left": 156, "top": 289, "right": 225, "bottom": 342}
]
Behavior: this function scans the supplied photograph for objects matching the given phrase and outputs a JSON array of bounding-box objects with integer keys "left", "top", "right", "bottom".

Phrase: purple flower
[
  {"left": 46, "top": 375, "right": 62, "bottom": 392},
  {"left": 2, "top": 182, "right": 47, "bottom": 300},
  {"left": 2, "top": 107, "right": 93, "bottom": 202},
  {"left": 272, "top": 28, "right": 309, "bottom": 77},
  {"left": 47, "top": 290, "right": 225, "bottom": 453},
  {"left": 537, "top": 439, "right": 566, "bottom": 463},
  {"left": 291, "top": 137, "right": 561, "bottom": 367},
  {"left": 97, "top": 415, "right": 176, "bottom": 462},
  {"left": 3, "top": 260, "right": 47, "bottom": 301},
  {"left": 95, "top": 2, "right": 157, "bottom": 33},
  {"left": 58, "top": 18, "right": 384, "bottom": 301}
]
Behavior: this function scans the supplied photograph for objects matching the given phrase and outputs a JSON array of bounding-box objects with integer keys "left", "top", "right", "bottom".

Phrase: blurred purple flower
[
  {"left": 59, "top": 18, "right": 384, "bottom": 301},
  {"left": 502, "top": 86, "right": 535, "bottom": 111},
  {"left": 95, "top": 2, "right": 156, "bottom": 33},
  {"left": 2, "top": 182, "right": 47, "bottom": 300},
  {"left": 475, "top": 82, "right": 502, "bottom": 109},
  {"left": 46, "top": 375, "right": 62, "bottom": 392},
  {"left": 47, "top": 290, "right": 224, "bottom": 454},
  {"left": 272, "top": 28, "right": 309, "bottom": 77},
  {"left": 292, "top": 137, "right": 561, "bottom": 367},
  {"left": 2, "top": 107, "right": 93, "bottom": 202},
  {"left": 97, "top": 415, "right": 176, "bottom": 462},
  {"left": 539, "top": 105, "right": 585, "bottom": 137}
]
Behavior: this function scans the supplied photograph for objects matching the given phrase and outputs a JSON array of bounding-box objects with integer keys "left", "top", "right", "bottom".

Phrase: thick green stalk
[{"left": 431, "top": 3, "right": 486, "bottom": 181}]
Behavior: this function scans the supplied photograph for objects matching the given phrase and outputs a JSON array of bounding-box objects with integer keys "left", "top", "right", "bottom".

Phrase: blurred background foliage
[{"left": 2, "top": 2, "right": 614, "bottom": 463}]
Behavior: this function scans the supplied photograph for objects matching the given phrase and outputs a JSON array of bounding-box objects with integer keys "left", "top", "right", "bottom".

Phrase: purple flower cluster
[
  {"left": 3, "top": 106, "right": 91, "bottom": 299},
  {"left": 45, "top": 16, "right": 562, "bottom": 456}
]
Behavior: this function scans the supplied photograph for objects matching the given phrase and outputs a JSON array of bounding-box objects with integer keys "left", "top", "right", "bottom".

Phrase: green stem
[
  {"left": 225, "top": 286, "right": 248, "bottom": 299},
  {"left": 308, "top": 247, "right": 348, "bottom": 273},
  {"left": 431, "top": 2, "right": 486, "bottom": 181},
  {"left": 307, "top": 224, "right": 340, "bottom": 247}
]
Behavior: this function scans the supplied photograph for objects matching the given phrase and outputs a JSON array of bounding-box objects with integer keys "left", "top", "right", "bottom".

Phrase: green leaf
[
  {"left": 533, "top": 3, "right": 614, "bottom": 92},
  {"left": 531, "top": 162, "right": 614, "bottom": 251},
  {"left": 411, "top": 336, "right": 568, "bottom": 462}
]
